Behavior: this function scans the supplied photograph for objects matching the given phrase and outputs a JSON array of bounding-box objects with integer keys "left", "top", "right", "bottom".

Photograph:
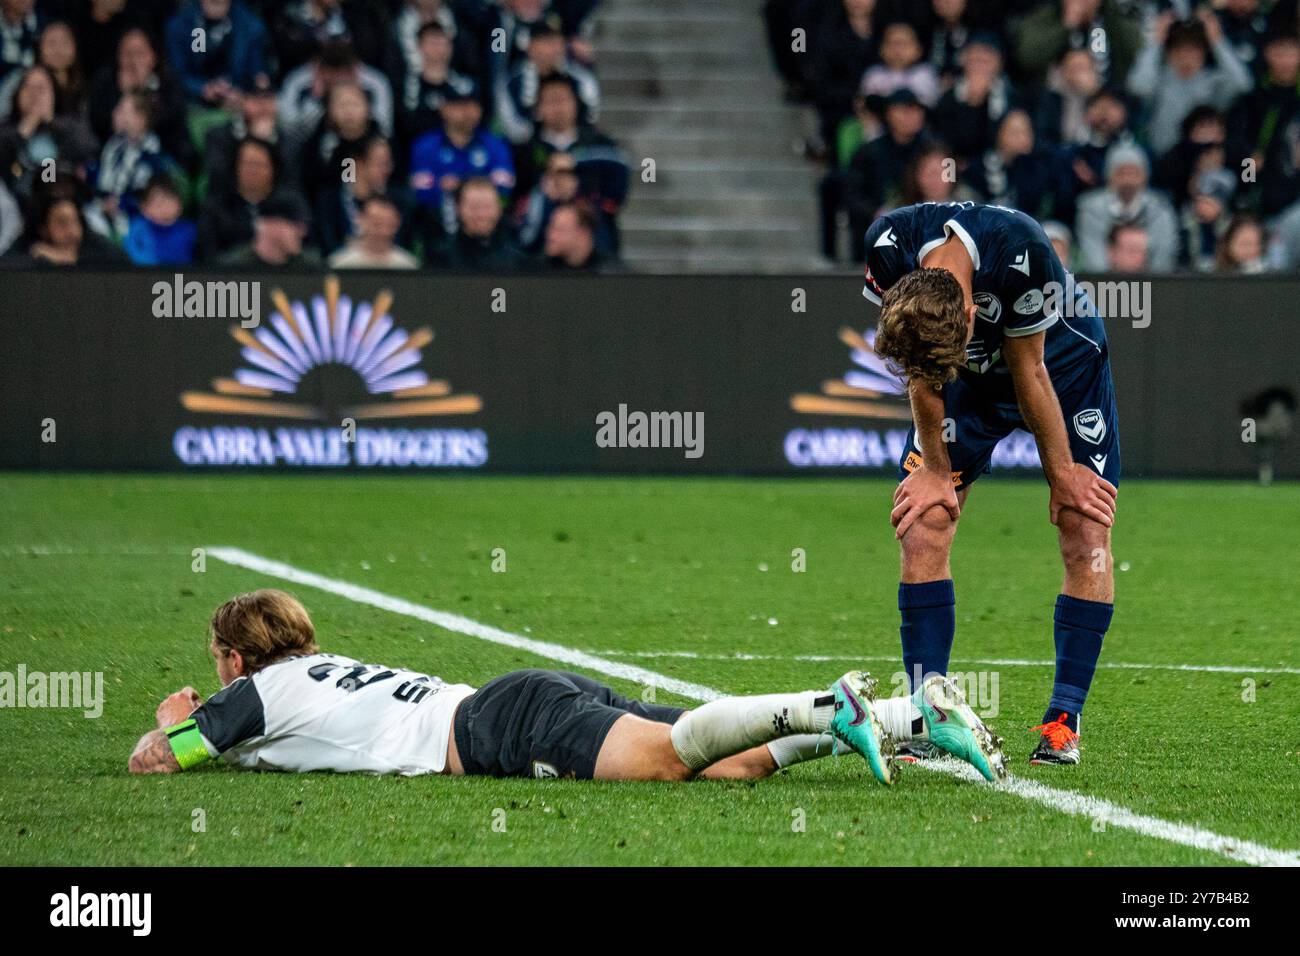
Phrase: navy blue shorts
[
  {"left": 452, "top": 669, "right": 686, "bottom": 780},
  {"left": 897, "top": 355, "right": 1120, "bottom": 492}
]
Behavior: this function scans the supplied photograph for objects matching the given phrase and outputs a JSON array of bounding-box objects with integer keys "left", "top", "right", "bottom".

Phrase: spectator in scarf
[
  {"left": 933, "top": 30, "right": 1018, "bottom": 164},
  {"left": 397, "top": 22, "right": 478, "bottom": 146},
  {"left": 0, "top": 0, "right": 39, "bottom": 88},
  {"left": 278, "top": 38, "right": 393, "bottom": 166},
  {"left": 299, "top": 79, "right": 383, "bottom": 205},
  {"left": 87, "top": 27, "right": 193, "bottom": 170},
  {"left": 966, "top": 108, "right": 1058, "bottom": 219},
  {"left": 85, "top": 87, "right": 177, "bottom": 241},
  {"left": 315, "top": 132, "right": 415, "bottom": 255},
  {"left": 272, "top": 0, "right": 387, "bottom": 76},
  {"left": 387, "top": 0, "right": 479, "bottom": 113},
  {"left": 495, "top": 13, "right": 599, "bottom": 146},
  {"left": 1035, "top": 47, "right": 1102, "bottom": 148},
  {"left": 1181, "top": 166, "right": 1236, "bottom": 271}
]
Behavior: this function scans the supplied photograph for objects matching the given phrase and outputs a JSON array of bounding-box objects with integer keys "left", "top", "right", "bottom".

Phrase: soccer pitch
[{"left": 1, "top": 474, "right": 1296, "bottom": 867}]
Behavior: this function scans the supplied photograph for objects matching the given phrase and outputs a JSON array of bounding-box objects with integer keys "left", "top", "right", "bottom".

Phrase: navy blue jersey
[{"left": 864, "top": 202, "right": 1105, "bottom": 395}]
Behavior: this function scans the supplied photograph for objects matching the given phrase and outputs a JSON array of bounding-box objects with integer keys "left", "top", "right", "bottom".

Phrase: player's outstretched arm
[
  {"left": 126, "top": 686, "right": 205, "bottom": 774},
  {"left": 1004, "top": 333, "right": 1116, "bottom": 527},
  {"left": 128, "top": 730, "right": 180, "bottom": 774}
]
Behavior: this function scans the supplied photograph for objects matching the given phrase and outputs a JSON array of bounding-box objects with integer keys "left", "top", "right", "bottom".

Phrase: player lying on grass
[
  {"left": 128, "top": 589, "right": 1006, "bottom": 784},
  {"left": 864, "top": 201, "right": 1120, "bottom": 765}
]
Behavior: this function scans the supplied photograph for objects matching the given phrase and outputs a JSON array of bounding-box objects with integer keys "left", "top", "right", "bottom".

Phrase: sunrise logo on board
[
  {"left": 175, "top": 277, "right": 487, "bottom": 469},
  {"left": 784, "top": 326, "right": 1039, "bottom": 471}
]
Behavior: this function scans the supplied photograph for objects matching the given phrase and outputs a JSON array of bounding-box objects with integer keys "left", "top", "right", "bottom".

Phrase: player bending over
[
  {"left": 865, "top": 200, "right": 1119, "bottom": 765},
  {"left": 128, "top": 589, "right": 1006, "bottom": 784}
]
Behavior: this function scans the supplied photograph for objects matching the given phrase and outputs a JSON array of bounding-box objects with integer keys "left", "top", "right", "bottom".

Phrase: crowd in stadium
[
  {"left": 768, "top": 0, "right": 1300, "bottom": 273},
  {"left": 0, "top": 0, "right": 624, "bottom": 270}
]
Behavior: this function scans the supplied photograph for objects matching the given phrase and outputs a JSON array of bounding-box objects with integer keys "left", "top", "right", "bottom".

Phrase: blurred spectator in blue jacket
[
  {"left": 410, "top": 79, "right": 514, "bottom": 234},
  {"left": 125, "top": 174, "right": 197, "bottom": 264},
  {"left": 164, "top": 0, "right": 269, "bottom": 108}
]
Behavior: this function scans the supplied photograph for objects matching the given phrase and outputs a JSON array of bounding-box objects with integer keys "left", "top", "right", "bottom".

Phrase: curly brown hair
[
  {"left": 209, "top": 590, "right": 319, "bottom": 673},
  {"left": 873, "top": 267, "right": 968, "bottom": 390}
]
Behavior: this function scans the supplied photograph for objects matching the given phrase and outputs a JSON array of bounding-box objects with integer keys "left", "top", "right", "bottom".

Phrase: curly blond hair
[{"left": 873, "top": 267, "right": 968, "bottom": 390}]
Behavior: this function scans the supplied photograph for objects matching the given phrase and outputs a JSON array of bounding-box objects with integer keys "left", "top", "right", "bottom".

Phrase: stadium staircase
[{"left": 594, "top": 0, "right": 827, "bottom": 272}]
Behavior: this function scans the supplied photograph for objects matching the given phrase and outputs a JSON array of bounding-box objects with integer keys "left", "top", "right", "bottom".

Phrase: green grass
[{"left": 1, "top": 474, "right": 1297, "bottom": 866}]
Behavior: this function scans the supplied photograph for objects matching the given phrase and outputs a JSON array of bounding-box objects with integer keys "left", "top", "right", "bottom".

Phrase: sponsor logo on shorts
[
  {"left": 1073, "top": 408, "right": 1107, "bottom": 445},
  {"left": 1090, "top": 453, "right": 1108, "bottom": 474},
  {"left": 901, "top": 449, "right": 963, "bottom": 486},
  {"left": 532, "top": 761, "right": 560, "bottom": 779}
]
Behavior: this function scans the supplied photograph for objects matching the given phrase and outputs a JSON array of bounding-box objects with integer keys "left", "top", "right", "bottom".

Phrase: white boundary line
[
  {"left": 586, "top": 649, "right": 1300, "bottom": 677},
  {"left": 205, "top": 548, "right": 722, "bottom": 703},
  {"left": 207, "top": 546, "right": 1300, "bottom": 868}
]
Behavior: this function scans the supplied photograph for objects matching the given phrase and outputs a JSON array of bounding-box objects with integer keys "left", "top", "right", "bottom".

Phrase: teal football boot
[
  {"left": 828, "top": 671, "right": 895, "bottom": 785},
  {"left": 914, "top": 675, "right": 1007, "bottom": 782}
]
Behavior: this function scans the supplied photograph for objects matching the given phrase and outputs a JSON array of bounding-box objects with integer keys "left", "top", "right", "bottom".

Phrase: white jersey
[{"left": 176, "top": 653, "right": 475, "bottom": 775}]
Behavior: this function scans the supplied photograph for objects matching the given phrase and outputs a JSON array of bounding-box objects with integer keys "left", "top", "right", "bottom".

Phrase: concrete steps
[{"left": 592, "top": 0, "right": 822, "bottom": 273}]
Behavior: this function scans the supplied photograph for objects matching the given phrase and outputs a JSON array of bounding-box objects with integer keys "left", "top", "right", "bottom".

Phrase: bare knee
[
  {"left": 594, "top": 715, "right": 695, "bottom": 782},
  {"left": 1058, "top": 510, "right": 1110, "bottom": 574},
  {"left": 900, "top": 505, "right": 958, "bottom": 579}
]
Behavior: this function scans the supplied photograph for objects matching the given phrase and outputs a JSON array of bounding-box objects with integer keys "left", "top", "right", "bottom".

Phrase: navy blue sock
[
  {"left": 898, "top": 579, "right": 955, "bottom": 692},
  {"left": 1045, "top": 594, "right": 1114, "bottom": 733}
]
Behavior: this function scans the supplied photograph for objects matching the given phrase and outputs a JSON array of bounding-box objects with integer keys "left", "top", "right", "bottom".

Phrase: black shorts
[{"left": 452, "top": 669, "right": 686, "bottom": 780}]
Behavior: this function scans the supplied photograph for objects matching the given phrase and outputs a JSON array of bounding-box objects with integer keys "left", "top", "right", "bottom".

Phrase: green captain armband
[{"left": 164, "top": 718, "right": 212, "bottom": 770}]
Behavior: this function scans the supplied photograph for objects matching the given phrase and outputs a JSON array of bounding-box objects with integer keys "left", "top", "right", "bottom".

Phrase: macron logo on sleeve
[
  {"left": 874, "top": 229, "right": 898, "bottom": 248},
  {"left": 1010, "top": 250, "right": 1030, "bottom": 276}
]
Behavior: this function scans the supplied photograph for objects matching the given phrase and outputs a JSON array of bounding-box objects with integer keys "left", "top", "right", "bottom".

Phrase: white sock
[
  {"left": 670, "top": 691, "right": 831, "bottom": 772},
  {"left": 875, "top": 696, "right": 924, "bottom": 742},
  {"left": 766, "top": 733, "right": 851, "bottom": 768}
]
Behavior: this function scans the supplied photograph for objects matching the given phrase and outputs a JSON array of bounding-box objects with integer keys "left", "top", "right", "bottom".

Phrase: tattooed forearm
[{"left": 128, "top": 730, "right": 181, "bottom": 774}]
